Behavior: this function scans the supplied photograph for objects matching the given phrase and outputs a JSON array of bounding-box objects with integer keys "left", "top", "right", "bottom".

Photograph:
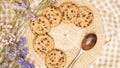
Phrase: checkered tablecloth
[
  {"left": 87, "top": 0, "right": 120, "bottom": 68},
  {"left": 0, "top": 0, "right": 120, "bottom": 68}
]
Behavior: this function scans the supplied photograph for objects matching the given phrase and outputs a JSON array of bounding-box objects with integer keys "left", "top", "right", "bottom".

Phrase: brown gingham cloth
[
  {"left": 0, "top": 0, "right": 120, "bottom": 68},
  {"left": 25, "top": 0, "right": 120, "bottom": 68},
  {"left": 87, "top": 0, "right": 120, "bottom": 68}
]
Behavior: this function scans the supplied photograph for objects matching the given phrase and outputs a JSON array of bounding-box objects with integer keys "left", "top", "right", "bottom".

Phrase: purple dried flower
[
  {"left": 5, "top": 45, "right": 11, "bottom": 54},
  {"left": 5, "top": 45, "right": 16, "bottom": 60},
  {"left": 18, "top": 49, "right": 27, "bottom": 55},
  {"left": 9, "top": 53, "right": 16, "bottom": 60},
  {"left": 18, "top": 56, "right": 34, "bottom": 68},
  {"left": 14, "top": 0, "right": 37, "bottom": 21},
  {"left": 26, "top": 11, "right": 37, "bottom": 21},
  {"left": 21, "top": 49, "right": 27, "bottom": 54},
  {"left": 20, "top": 38, "right": 25, "bottom": 50},
  {"left": 23, "top": 61, "right": 34, "bottom": 68},
  {"left": 14, "top": 4, "right": 26, "bottom": 11},
  {"left": 14, "top": 44, "right": 18, "bottom": 52},
  {"left": 18, "top": 56, "right": 25, "bottom": 68},
  {"left": 16, "top": 38, "right": 27, "bottom": 55}
]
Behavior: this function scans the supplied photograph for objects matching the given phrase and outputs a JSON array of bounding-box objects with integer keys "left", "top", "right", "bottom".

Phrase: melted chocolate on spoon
[
  {"left": 81, "top": 33, "right": 97, "bottom": 50},
  {"left": 68, "top": 33, "right": 97, "bottom": 68}
]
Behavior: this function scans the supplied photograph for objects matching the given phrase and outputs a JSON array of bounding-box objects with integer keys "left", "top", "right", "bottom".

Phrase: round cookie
[
  {"left": 45, "top": 49, "right": 66, "bottom": 68},
  {"left": 42, "top": 6, "right": 62, "bottom": 27},
  {"left": 33, "top": 34, "right": 54, "bottom": 56},
  {"left": 30, "top": 16, "right": 51, "bottom": 35},
  {"left": 59, "top": 2, "right": 79, "bottom": 24},
  {"left": 74, "top": 6, "right": 94, "bottom": 28}
]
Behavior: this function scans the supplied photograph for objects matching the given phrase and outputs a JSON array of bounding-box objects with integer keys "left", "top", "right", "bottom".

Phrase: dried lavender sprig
[
  {"left": 0, "top": 0, "right": 58, "bottom": 67},
  {"left": 3, "top": 37, "right": 32, "bottom": 68},
  {"left": 12, "top": 0, "right": 36, "bottom": 41},
  {"left": 33, "top": 0, "right": 57, "bottom": 14},
  {"left": 13, "top": 0, "right": 58, "bottom": 41}
]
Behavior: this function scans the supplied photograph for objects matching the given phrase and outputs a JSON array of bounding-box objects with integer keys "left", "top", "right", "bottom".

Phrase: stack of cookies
[{"left": 30, "top": 2, "right": 94, "bottom": 68}]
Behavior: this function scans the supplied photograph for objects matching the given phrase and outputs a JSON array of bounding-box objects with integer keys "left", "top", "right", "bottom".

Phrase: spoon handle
[{"left": 68, "top": 49, "right": 81, "bottom": 68}]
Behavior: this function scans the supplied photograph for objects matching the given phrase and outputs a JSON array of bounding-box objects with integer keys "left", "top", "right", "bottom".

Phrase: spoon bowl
[{"left": 68, "top": 33, "right": 97, "bottom": 68}]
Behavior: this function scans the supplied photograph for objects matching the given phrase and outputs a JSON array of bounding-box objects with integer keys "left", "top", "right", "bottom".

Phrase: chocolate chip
[
  {"left": 39, "top": 19, "right": 41, "bottom": 22},
  {"left": 42, "top": 48, "right": 45, "bottom": 50},
  {"left": 42, "top": 21, "right": 44, "bottom": 23},
  {"left": 51, "top": 60, "right": 54, "bottom": 62},
  {"left": 37, "top": 48, "right": 40, "bottom": 50},
  {"left": 46, "top": 32, "right": 48, "bottom": 35},
  {"left": 89, "top": 20, "right": 92, "bottom": 23},
  {"left": 66, "top": 14, "right": 68, "bottom": 16},
  {"left": 40, "top": 50, "right": 46, "bottom": 53},
  {"left": 89, "top": 12, "right": 92, "bottom": 15},
  {"left": 83, "top": 26, "right": 86, "bottom": 28},
  {"left": 82, "top": 14, "right": 86, "bottom": 17},
  {"left": 45, "top": 44, "right": 49, "bottom": 46},
  {"left": 85, "top": 20, "right": 88, "bottom": 22},
  {"left": 62, "top": 12, "right": 65, "bottom": 15},
  {"left": 51, "top": 6, "right": 53, "bottom": 8},
  {"left": 45, "top": 38, "right": 47, "bottom": 40},
  {"left": 61, "top": 52, "right": 63, "bottom": 54},
  {"left": 54, "top": 53, "right": 56, "bottom": 55},
  {"left": 67, "top": 17, "right": 69, "bottom": 19},
  {"left": 79, "top": 24, "right": 81, "bottom": 27},
  {"left": 63, "top": 18, "right": 65, "bottom": 20},
  {"left": 72, "top": 4, "right": 75, "bottom": 5},
  {"left": 56, "top": 13, "right": 59, "bottom": 16},
  {"left": 35, "top": 32, "right": 37, "bottom": 35},
  {"left": 50, "top": 21, "right": 52, "bottom": 24},
  {"left": 71, "top": 10, "right": 73, "bottom": 13},
  {"left": 48, "top": 14, "right": 50, "bottom": 16},
  {"left": 44, "top": 27, "right": 48, "bottom": 29},
  {"left": 38, "top": 42, "right": 40, "bottom": 45},
  {"left": 41, "top": 40, "right": 43, "bottom": 43},
  {"left": 75, "top": 24, "right": 78, "bottom": 26},
  {"left": 38, "top": 22, "right": 40, "bottom": 24},
  {"left": 68, "top": 17, "right": 72, "bottom": 20},
  {"left": 41, "top": 28, "right": 44, "bottom": 31},
  {"left": 37, "top": 26, "right": 40, "bottom": 28},
  {"left": 67, "top": 5, "right": 70, "bottom": 8},
  {"left": 51, "top": 10, "right": 53, "bottom": 11},
  {"left": 51, "top": 14, "right": 54, "bottom": 16},
  {"left": 56, "top": 63, "right": 58, "bottom": 65},
  {"left": 32, "top": 23, "right": 34, "bottom": 25},
  {"left": 54, "top": 18, "right": 56, "bottom": 20},
  {"left": 47, "top": 41, "right": 49, "bottom": 43},
  {"left": 50, "top": 53, "right": 53, "bottom": 55},
  {"left": 54, "top": 7, "right": 57, "bottom": 10},
  {"left": 87, "top": 24, "right": 89, "bottom": 26}
]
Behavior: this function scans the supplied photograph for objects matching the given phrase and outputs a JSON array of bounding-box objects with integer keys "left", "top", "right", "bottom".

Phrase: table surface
[{"left": 0, "top": 0, "right": 120, "bottom": 68}]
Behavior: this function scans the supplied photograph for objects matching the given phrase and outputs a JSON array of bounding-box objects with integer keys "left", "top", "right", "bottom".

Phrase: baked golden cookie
[
  {"left": 59, "top": 2, "right": 79, "bottom": 24},
  {"left": 30, "top": 16, "right": 51, "bottom": 35},
  {"left": 33, "top": 34, "right": 54, "bottom": 56},
  {"left": 74, "top": 6, "right": 94, "bottom": 28},
  {"left": 42, "top": 6, "right": 62, "bottom": 27},
  {"left": 45, "top": 49, "right": 66, "bottom": 68}
]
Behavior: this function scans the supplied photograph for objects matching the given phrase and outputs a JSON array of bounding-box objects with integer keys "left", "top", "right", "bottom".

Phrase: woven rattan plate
[{"left": 26, "top": 0, "right": 105, "bottom": 68}]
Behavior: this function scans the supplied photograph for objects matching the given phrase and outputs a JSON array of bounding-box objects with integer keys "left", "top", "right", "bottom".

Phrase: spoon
[{"left": 68, "top": 33, "right": 97, "bottom": 68}]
